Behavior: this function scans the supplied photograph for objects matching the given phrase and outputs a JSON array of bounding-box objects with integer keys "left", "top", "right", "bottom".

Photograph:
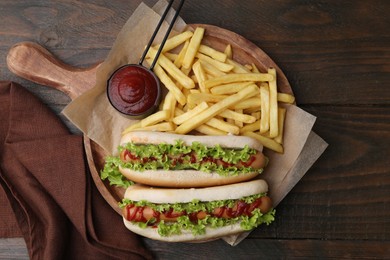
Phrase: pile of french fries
[{"left": 122, "top": 27, "right": 295, "bottom": 153}]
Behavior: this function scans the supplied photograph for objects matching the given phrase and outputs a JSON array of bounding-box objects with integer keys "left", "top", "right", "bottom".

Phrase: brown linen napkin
[{"left": 0, "top": 81, "right": 153, "bottom": 259}]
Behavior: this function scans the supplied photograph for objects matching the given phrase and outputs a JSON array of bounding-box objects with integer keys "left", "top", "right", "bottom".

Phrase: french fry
[
  {"left": 251, "top": 63, "right": 260, "bottom": 73},
  {"left": 274, "top": 107, "right": 286, "bottom": 144},
  {"left": 174, "top": 40, "right": 190, "bottom": 68},
  {"left": 226, "top": 59, "right": 252, "bottom": 73},
  {"left": 210, "top": 82, "right": 254, "bottom": 95},
  {"left": 204, "top": 73, "right": 273, "bottom": 88},
  {"left": 243, "top": 131, "right": 284, "bottom": 153},
  {"left": 136, "top": 122, "right": 176, "bottom": 132},
  {"left": 153, "top": 30, "right": 193, "bottom": 53},
  {"left": 234, "top": 109, "right": 244, "bottom": 127},
  {"left": 195, "top": 53, "right": 234, "bottom": 72},
  {"left": 173, "top": 101, "right": 209, "bottom": 125},
  {"left": 195, "top": 124, "right": 227, "bottom": 135},
  {"left": 218, "top": 109, "right": 257, "bottom": 124},
  {"left": 224, "top": 44, "right": 232, "bottom": 59},
  {"left": 232, "top": 97, "right": 261, "bottom": 110},
  {"left": 141, "top": 110, "right": 170, "bottom": 127},
  {"left": 260, "top": 83, "right": 270, "bottom": 134},
  {"left": 153, "top": 63, "right": 186, "bottom": 105},
  {"left": 251, "top": 111, "right": 261, "bottom": 120},
  {"left": 175, "top": 84, "right": 259, "bottom": 134},
  {"left": 192, "top": 60, "right": 208, "bottom": 93},
  {"left": 277, "top": 92, "right": 295, "bottom": 104},
  {"left": 206, "top": 117, "right": 240, "bottom": 135},
  {"left": 162, "top": 91, "right": 177, "bottom": 120},
  {"left": 198, "top": 59, "right": 226, "bottom": 77},
  {"left": 268, "top": 68, "right": 278, "bottom": 138},
  {"left": 164, "top": 52, "right": 178, "bottom": 61},
  {"left": 189, "top": 89, "right": 201, "bottom": 94},
  {"left": 198, "top": 44, "right": 227, "bottom": 62},
  {"left": 239, "top": 120, "right": 260, "bottom": 134},
  {"left": 187, "top": 92, "right": 228, "bottom": 107},
  {"left": 182, "top": 27, "right": 205, "bottom": 69},
  {"left": 147, "top": 47, "right": 195, "bottom": 89}
]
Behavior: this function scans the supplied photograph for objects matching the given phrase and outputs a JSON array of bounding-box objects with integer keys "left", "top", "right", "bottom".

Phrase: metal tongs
[{"left": 139, "top": 0, "right": 185, "bottom": 70}]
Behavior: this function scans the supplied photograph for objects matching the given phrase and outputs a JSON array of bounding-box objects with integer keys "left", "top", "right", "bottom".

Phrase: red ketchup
[{"left": 107, "top": 64, "right": 161, "bottom": 118}]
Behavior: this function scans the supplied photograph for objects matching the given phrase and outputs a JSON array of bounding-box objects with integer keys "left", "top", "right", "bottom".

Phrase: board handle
[{"left": 7, "top": 42, "right": 100, "bottom": 100}]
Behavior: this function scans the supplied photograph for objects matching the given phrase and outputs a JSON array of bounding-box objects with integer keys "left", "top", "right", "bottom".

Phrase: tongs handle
[{"left": 138, "top": 0, "right": 185, "bottom": 70}]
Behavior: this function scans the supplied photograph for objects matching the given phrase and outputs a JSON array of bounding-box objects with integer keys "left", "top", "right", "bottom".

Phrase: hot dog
[
  {"left": 121, "top": 179, "right": 275, "bottom": 242},
  {"left": 101, "top": 131, "right": 267, "bottom": 188}
]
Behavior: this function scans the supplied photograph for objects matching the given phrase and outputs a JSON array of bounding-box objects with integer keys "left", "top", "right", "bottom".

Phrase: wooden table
[{"left": 1, "top": 0, "right": 389, "bottom": 259}]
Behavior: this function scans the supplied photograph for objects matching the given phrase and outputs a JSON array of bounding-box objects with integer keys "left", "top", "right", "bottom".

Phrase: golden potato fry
[
  {"left": 147, "top": 47, "right": 195, "bottom": 89},
  {"left": 153, "top": 63, "right": 186, "bottom": 105},
  {"left": 239, "top": 120, "right": 260, "bottom": 134},
  {"left": 192, "top": 60, "right": 208, "bottom": 93},
  {"left": 204, "top": 73, "right": 273, "bottom": 88},
  {"left": 206, "top": 117, "right": 240, "bottom": 135},
  {"left": 226, "top": 59, "right": 252, "bottom": 73},
  {"left": 198, "top": 59, "right": 226, "bottom": 77},
  {"left": 162, "top": 91, "right": 177, "bottom": 120},
  {"left": 164, "top": 52, "right": 178, "bottom": 61},
  {"left": 182, "top": 27, "right": 205, "bottom": 69},
  {"left": 260, "top": 83, "right": 270, "bottom": 134},
  {"left": 251, "top": 63, "right": 260, "bottom": 73},
  {"left": 195, "top": 53, "right": 234, "bottom": 72},
  {"left": 187, "top": 92, "right": 228, "bottom": 107},
  {"left": 198, "top": 44, "right": 227, "bottom": 62},
  {"left": 136, "top": 122, "right": 176, "bottom": 132},
  {"left": 232, "top": 97, "right": 261, "bottom": 110},
  {"left": 243, "top": 131, "right": 284, "bottom": 153},
  {"left": 268, "top": 68, "right": 278, "bottom": 138},
  {"left": 141, "top": 110, "right": 170, "bottom": 127},
  {"left": 277, "top": 92, "right": 295, "bottom": 104},
  {"left": 196, "top": 124, "right": 227, "bottom": 135},
  {"left": 274, "top": 107, "right": 286, "bottom": 144},
  {"left": 251, "top": 111, "right": 261, "bottom": 120},
  {"left": 173, "top": 101, "right": 209, "bottom": 125},
  {"left": 224, "top": 44, "right": 233, "bottom": 59},
  {"left": 210, "top": 82, "right": 254, "bottom": 95},
  {"left": 154, "top": 30, "right": 193, "bottom": 53},
  {"left": 175, "top": 84, "right": 259, "bottom": 134},
  {"left": 218, "top": 109, "right": 256, "bottom": 124},
  {"left": 174, "top": 40, "right": 189, "bottom": 68}
]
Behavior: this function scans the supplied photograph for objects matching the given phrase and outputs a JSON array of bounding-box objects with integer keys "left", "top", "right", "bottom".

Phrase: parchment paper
[{"left": 62, "top": 0, "right": 328, "bottom": 246}]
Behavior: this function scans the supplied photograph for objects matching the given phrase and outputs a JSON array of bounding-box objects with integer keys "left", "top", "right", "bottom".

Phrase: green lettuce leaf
[
  {"left": 117, "top": 140, "right": 264, "bottom": 176},
  {"left": 100, "top": 156, "right": 133, "bottom": 188},
  {"left": 121, "top": 194, "right": 275, "bottom": 237}
]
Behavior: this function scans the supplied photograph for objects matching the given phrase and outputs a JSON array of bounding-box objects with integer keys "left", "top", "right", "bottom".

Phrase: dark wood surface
[{"left": 1, "top": 0, "right": 389, "bottom": 259}]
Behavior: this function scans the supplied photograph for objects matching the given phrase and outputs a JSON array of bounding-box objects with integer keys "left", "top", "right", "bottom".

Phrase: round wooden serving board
[{"left": 7, "top": 24, "right": 293, "bottom": 215}]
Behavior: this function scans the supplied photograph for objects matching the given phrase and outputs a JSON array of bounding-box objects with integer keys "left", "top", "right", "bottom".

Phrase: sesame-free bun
[{"left": 124, "top": 179, "right": 268, "bottom": 203}]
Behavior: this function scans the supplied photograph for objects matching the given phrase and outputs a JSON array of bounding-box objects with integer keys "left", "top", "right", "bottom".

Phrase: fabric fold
[{"left": 0, "top": 81, "right": 152, "bottom": 259}]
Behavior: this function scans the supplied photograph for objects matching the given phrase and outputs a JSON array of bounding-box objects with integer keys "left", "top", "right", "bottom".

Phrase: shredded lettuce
[
  {"left": 118, "top": 140, "right": 263, "bottom": 176},
  {"left": 100, "top": 156, "right": 133, "bottom": 188},
  {"left": 120, "top": 194, "right": 275, "bottom": 237}
]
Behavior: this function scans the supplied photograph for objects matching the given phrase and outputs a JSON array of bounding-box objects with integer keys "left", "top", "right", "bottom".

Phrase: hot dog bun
[
  {"left": 122, "top": 179, "right": 272, "bottom": 242},
  {"left": 119, "top": 131, "right": 265, "bottom": 187},
  {"left": 123, "top": 218, "right": 245, "bottom": 242},
  {"left": 124, "top": 178, "right": 268, "bottom": 203}
]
